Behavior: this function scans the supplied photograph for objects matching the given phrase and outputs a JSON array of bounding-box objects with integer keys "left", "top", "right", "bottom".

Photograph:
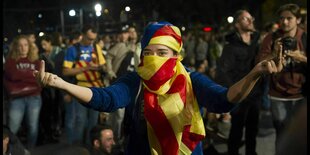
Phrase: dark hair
[
  {"left": 276, "top": 4, "right": 301, "bottom": 19},
  {"left": 40, "top": 34, "right": 53, "bottom": 43},
  {"left": 233, "top": 9, "right": 248, "bottom": 24},
  {"left": 82, "top": 24, "right": 98, "bottom": 34},
  {"left": 69, "top": 30, "right": 82, "bottom": 42},
  {"left": 50, "top": 32, "right": 64, "bottom": 46},
  {"left": 90, "top": 124, "right": 113, "bottom": 145}
]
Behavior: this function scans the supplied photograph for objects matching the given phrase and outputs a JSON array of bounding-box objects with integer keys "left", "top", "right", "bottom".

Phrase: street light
[
  {"left": 94, "top": 3, "right": 102, "bottom": 17},
  {"left": 104, "top": 9, "right": 109, "bottom": 14},
  {"left": 69, "top": 9, "right": 76, "bottom": 17},
  {"left": 94, "top": 3, "right": 102, "bottom": 12},
  {"left": 94, "top": 3, "right": 103, "bottom": 28},
  {"left": 96, "top": 11, "right": 101, "bottom": 17},
  {"left": 181, "top": 26, "right": 186, "bottom": 31},
  {"left": 125, "top": 6, "right": 131, "bottom": 12},
  {"left": 39, "top": 32, "right": 45, "bottom": 37},
  {"left": 227, "top": 16, "right": 234, "bottom": 23}
]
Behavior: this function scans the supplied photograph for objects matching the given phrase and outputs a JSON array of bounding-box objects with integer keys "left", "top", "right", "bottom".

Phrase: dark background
[{"left": 3, "top": 0, "right": 307, "bottom": 40}]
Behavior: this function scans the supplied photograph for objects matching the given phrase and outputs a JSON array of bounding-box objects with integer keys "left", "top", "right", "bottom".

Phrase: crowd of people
[{"left": 3, "top": 3, "right": 307, "bottom": 155}]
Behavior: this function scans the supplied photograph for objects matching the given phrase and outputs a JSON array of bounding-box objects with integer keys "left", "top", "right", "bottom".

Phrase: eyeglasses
[{"left": 240, "top": 16, "right": 255, "bottom": 22}]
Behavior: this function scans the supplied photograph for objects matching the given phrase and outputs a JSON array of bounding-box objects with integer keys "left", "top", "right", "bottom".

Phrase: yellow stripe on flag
[
  {"left": 63, "top": 60, "right": 74, "bottom": 68},
  {"left": 96, "top": 44, "right": 106, "bottom": 65},
  {"left": 180, "top": 142, "right": 192, "bottom": 155},
  {"left": 147, "top": 122, "right": 162, "bottom": 155},
  {"left": 149, "top": 36, "right": 181, "bottom": 53},
  {"left": 137, "top": 56, "right": 171, "bottom": 80}
]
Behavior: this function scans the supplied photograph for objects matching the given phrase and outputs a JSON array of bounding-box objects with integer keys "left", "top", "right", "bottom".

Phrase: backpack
[
  {"left": 116, "top": 51, "right": 135, "bottom": 76},
  {"left": 110, "top": 51, "right": 135, "bottom": 83}
]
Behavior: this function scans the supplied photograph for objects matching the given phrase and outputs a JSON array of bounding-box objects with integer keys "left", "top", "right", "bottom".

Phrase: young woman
[
  {"left": 34, "top": 22, "right": 284, "bottom": 155},
  {"left": 4, "top": 35, "right": 42, "bottom": 149}
]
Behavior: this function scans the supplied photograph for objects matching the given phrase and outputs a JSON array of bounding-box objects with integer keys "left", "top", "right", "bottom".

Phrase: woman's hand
[
  {"left": 33, "top": 60, "right": 66, "bottom": 89},
  {"left": 256, "top": 42, "right": 285, "bottom": 75},
  {"left": 227, "top": 43, "right": 285, "bottom": 103},
  {"left": 34, "top": 60, "right": 93, "bottom": 103}
]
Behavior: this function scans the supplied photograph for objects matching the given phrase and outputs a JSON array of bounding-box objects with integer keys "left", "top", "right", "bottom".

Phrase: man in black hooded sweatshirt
[{"left": 215, "top": 10, "right": 263, "bottom": 155}]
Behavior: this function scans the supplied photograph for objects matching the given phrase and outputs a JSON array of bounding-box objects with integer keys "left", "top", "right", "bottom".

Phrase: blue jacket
[{"left": 86, "top": 71, "right": 235, "bottom": 155}]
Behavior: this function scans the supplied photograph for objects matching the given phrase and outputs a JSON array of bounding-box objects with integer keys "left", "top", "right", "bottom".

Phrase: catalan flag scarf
[{"left": 137, "top": 22, "right": 205, "bottom": 155}]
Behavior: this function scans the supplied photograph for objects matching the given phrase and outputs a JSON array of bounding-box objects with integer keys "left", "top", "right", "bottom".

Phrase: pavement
[
  {"left": 212, "top": 110, "right": 276, "bottom": 155},
  {"left": 28, "top": 110, "right": 276, "bottom": 155}
]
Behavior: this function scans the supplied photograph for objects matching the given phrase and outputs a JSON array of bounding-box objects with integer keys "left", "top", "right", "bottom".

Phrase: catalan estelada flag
[
  {"left": 63, "top": 44, "right": 106, "bottom": 87},
  {"left": 137, "top": 22, "right": 205, "bottom": 155}
]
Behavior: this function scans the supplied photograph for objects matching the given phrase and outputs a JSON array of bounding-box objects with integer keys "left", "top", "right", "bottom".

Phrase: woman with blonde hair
[{"left": 4, "top": 35, "right": 42, "bottom": 149}]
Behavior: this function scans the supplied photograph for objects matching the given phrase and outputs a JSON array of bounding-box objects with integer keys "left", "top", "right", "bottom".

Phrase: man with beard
[
  {"left": 216, "top": 10, "right": 263, "bottom": 155},
  {"left": 89, "top": 125, "right": 116, "bottom": 155}
]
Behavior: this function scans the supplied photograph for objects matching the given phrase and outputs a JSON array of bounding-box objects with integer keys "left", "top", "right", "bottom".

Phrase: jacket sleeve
[
  {"left": 191, "top": 72, "right": 236, "bottom": 113},
  {"left": 86, "top": 72, "right": 141, "bottom": 112}
]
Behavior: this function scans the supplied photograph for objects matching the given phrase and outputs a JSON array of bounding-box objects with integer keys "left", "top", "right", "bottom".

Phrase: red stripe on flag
[
  {"left": 77, "top": 62, "right": 96, "bottom": 87},
  {"left": 181, "top": 125, "right": 205, "bottom": 151},
  {"left": 167, "top": 74, "right": 186, "bottom": 103},
  {"left": 85, "top": 61, "right": 99, "bottom": 81},
  {"left": 152, "top": 26, "right": 182, "bottom": 46},
  {"left": 97, "top": 80, "right": 104, "bottom": 87},
  {"left": 144, "top": 58, "right": 177, "bottom": 90},
  {"left": 144, "top": 90, "right": 179, "bottom": 154},
  {"left": 84, "top": 62, "right": 104, "bottom": 87}
]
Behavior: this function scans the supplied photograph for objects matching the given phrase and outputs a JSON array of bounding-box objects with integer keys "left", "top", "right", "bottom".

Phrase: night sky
[{"left": 3, "top": 0, "right": 307, "bottom": 39}]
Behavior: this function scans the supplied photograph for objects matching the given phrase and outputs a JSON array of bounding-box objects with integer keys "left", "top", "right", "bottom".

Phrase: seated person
[
  {"left": 89, "top": 124, "right": 116, "bottom": 155},
  {"left": 3, "top": 125, "right": 30, "bottom": 155}
]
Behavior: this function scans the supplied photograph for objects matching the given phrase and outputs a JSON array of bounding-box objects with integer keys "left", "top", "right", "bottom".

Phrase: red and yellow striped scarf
[{"left": 137, "top": 55, "right": 205, "bottom": 155}]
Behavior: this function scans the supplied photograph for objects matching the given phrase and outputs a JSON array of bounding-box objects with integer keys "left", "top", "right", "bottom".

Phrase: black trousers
[
  {"left": 38, "top": 88, "right": 63, "bottom": 144},
  {"left": 227, "top": 97, "right": 261, "bottom": 155}
]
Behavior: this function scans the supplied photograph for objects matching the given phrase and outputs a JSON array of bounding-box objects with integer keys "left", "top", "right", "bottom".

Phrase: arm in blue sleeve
[
  {"left": 190, "top": 71, "right": 236, "bottom": 113},
  {"left": 86, "top": 72, "right": 141, "bottom": 112}
]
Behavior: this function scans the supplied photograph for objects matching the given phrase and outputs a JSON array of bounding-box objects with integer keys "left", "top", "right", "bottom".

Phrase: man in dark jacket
[{"left": 216, "top": 10, "right": 263, "bottom": 155}]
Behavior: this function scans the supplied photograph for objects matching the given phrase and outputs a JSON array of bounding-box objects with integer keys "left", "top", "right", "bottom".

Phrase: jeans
[
  {"left": 261, "top": 77, "right": 271, "bottom": 110},
  {"left": 65, "top": 97, "right": 99, "bottom": 145},
  {"left": 8, "top": 95, "right": 42, "bottom": 148},
  {"left": 270, "top": 97, "right": 305, "bottom": 147}
]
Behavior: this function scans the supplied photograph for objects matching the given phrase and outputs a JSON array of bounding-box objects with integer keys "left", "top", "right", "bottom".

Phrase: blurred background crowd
[{"left": 3, "top": 0, "right": 307, "bottom": 155}]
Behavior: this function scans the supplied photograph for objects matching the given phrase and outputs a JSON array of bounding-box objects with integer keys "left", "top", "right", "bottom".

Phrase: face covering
[{"left": 137, "top": 55, "right": 205, "bottom": 155}]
